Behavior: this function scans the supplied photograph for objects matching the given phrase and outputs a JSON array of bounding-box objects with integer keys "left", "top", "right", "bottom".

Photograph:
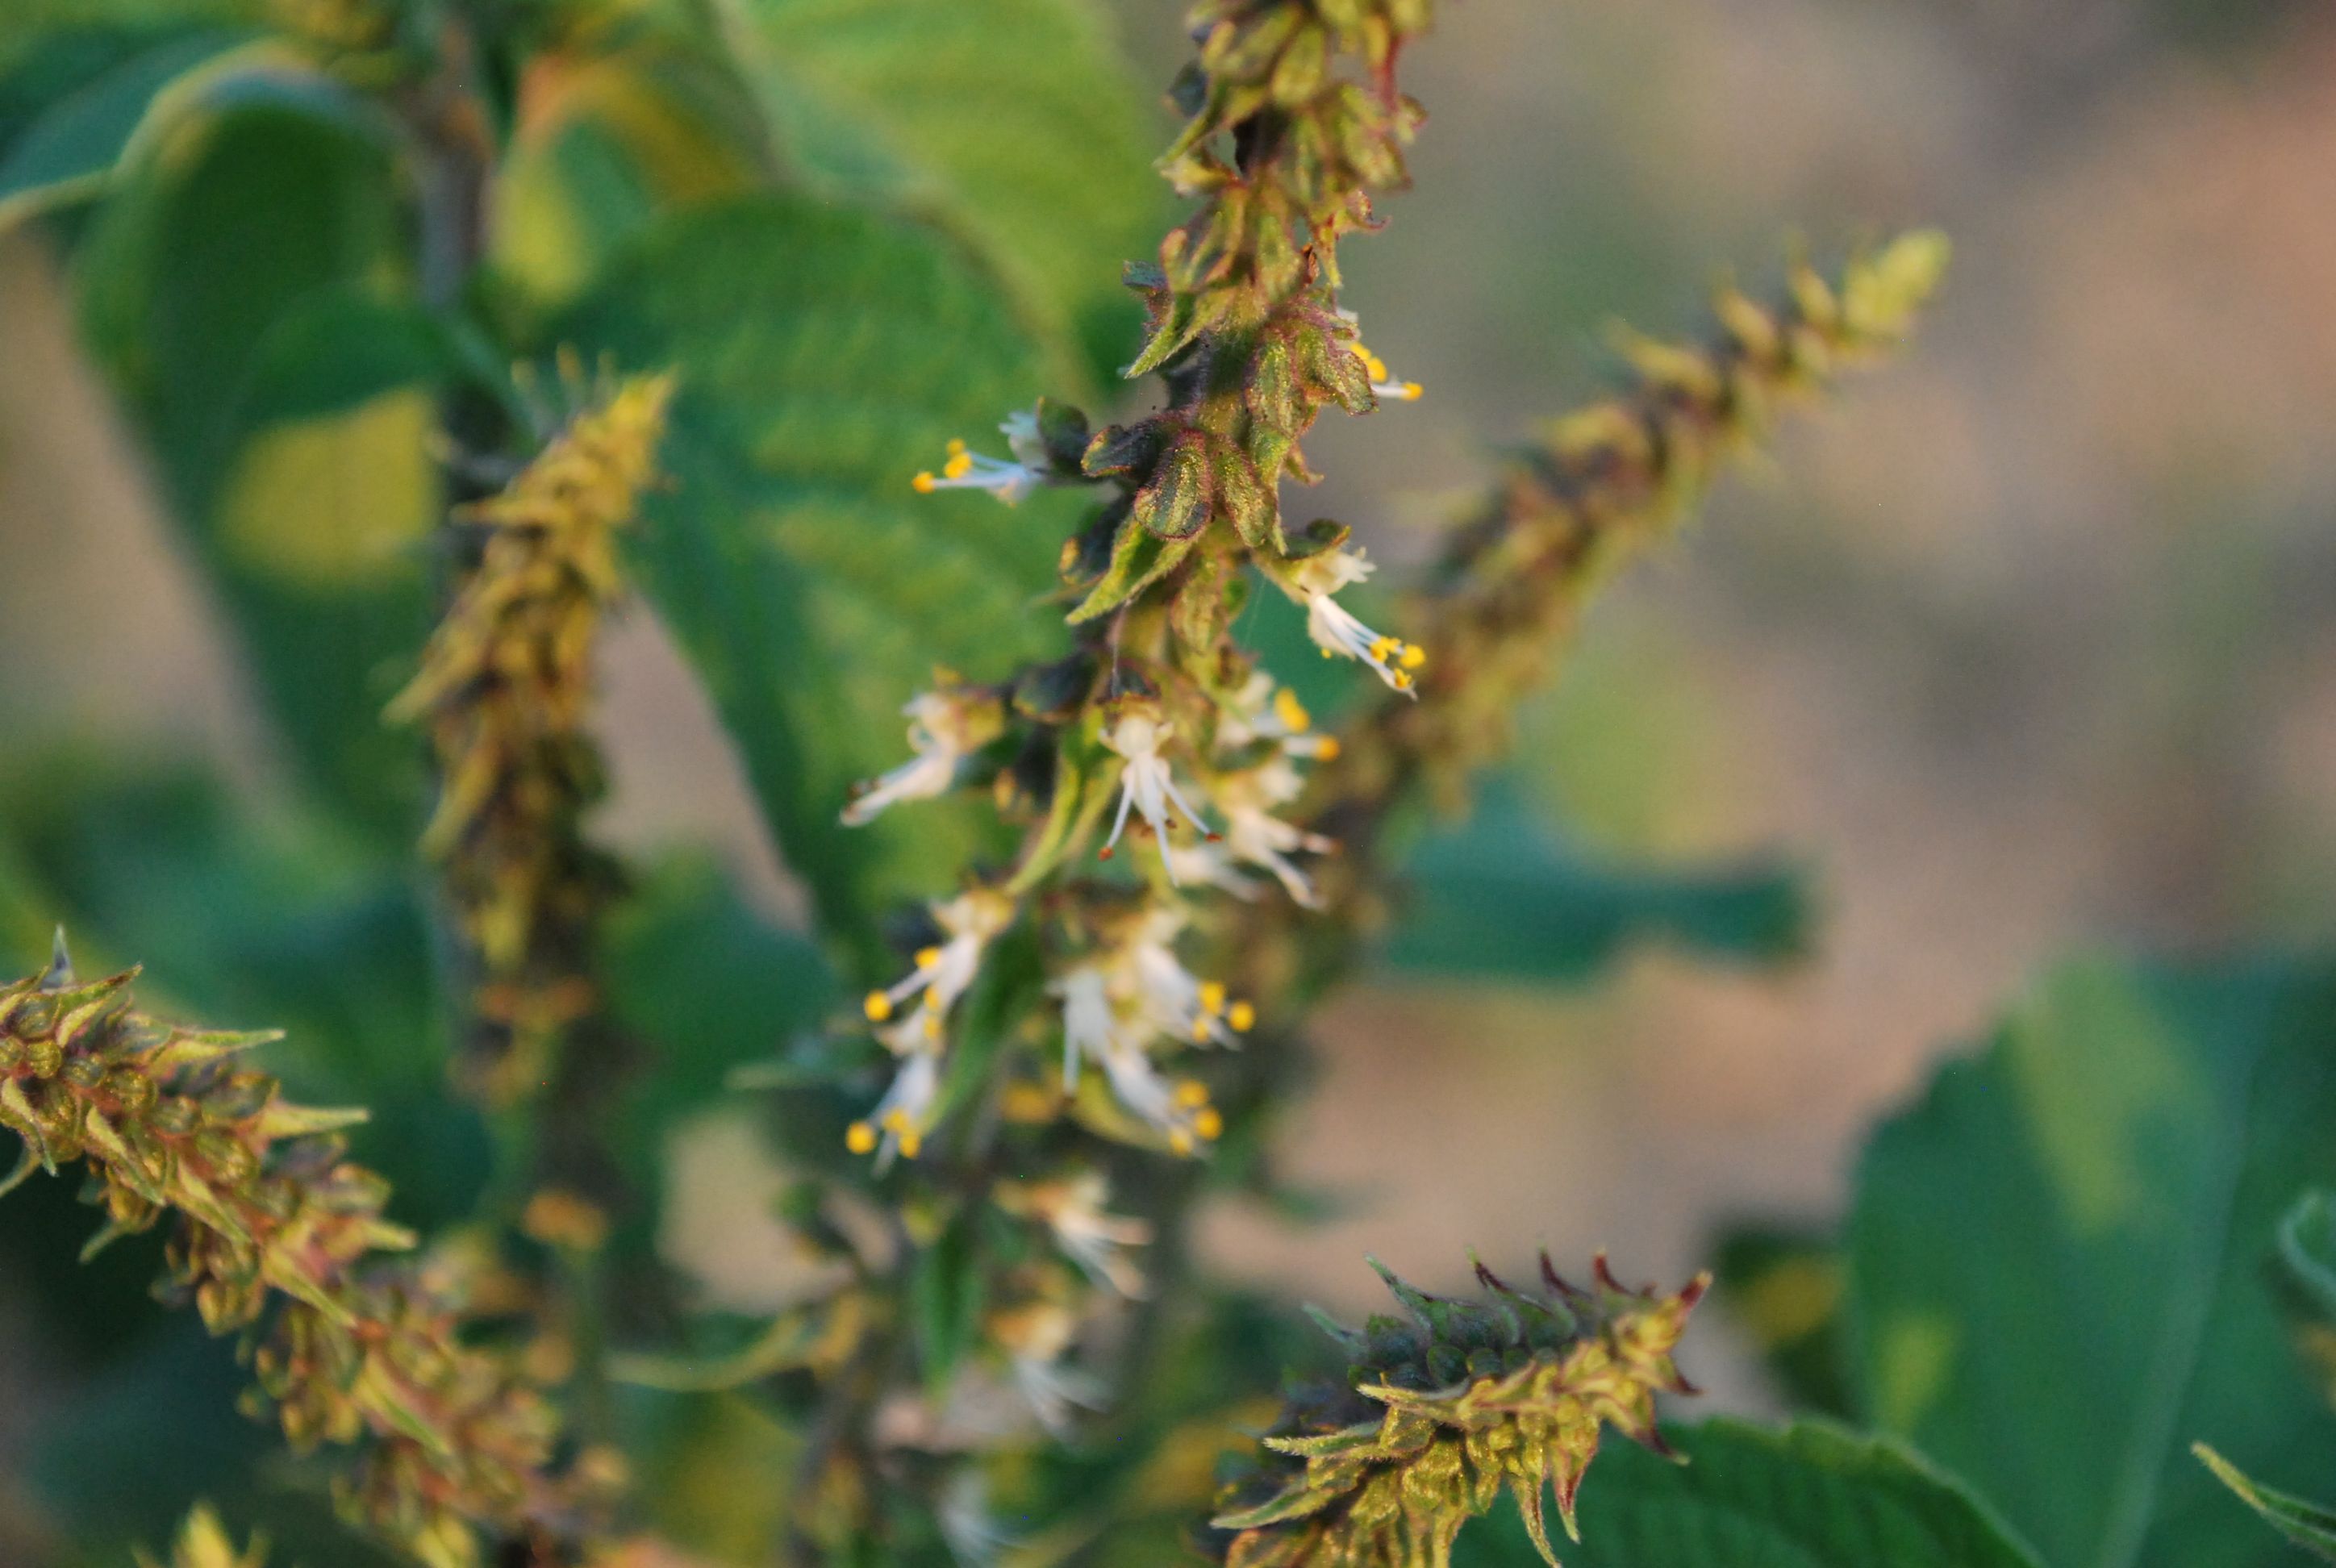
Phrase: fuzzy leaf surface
[
  {"left": 560, "top": 195, "right": 1077, "bottom": 961},
  {"left": 1845, "top": 954, "right": 2336, "bottom": 1568}
]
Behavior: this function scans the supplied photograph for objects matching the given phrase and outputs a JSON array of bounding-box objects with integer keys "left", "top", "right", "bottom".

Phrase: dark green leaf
[
  {"left": 560, "top": 195, "right": 1077, "bottom": 965},
  {"left": 0, "top": 24, "right": 248, "bottom": 222},
  {"left": 72, "top": 94, "right": 441, "bottom": 842},
  {"left": 0, "top": 751, "right": 483, "bottom": 1225},
  {"left": 602, "top": 854, "right": 834, "bottom": 1261},
  {"left": 1454, "top": 1419, "right": 2042, "bottom": 1568},
  {"left": 1710, "top": 1223, "right": 1857, "bottom": 1420},
  {"left": 1384, "top": 776, "right": 1812, "bottom": 986},
  {"left": 1844, "top": 953, "right": 2336, "bottom": 1568},
  {"left": 910, "top": 1205, "right": 987, "bottom": 1395}
]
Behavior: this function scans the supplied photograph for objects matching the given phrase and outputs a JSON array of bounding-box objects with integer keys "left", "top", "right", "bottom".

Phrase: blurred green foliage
[{"left": 2, "top": 2, "right": 2335, "bottom": 1566}]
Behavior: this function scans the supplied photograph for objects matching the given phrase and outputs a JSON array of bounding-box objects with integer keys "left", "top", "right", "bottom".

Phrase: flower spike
[{"left": 1213, "top": 1253, "right": 1708, "bottom": 1568}]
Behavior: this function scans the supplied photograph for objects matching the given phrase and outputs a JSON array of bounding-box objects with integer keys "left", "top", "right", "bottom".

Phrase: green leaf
[
  {"left": 560, "top": 194, "right": 1079, "bottom": 965},
  {"left": 910, "top": 1204, "right": 987, "bottom": 1395},
  {"left": 1454, "top": 1419, "right": 2041, "bottom": 1568},
  {"left": 0, "top": 23, "right": 250, "bottom": 223},
  {"left": 2197, "top": 1446, "right": 2336, "bottom": 1562},
  {"left": 718, "top": 0, "right": 1166, "bottom": 382},
  {"left": 1383, "top": 776, "right": 1813, "bottom": 986},
  {"left": 488, "top": 35, "right": 773, "bottom": 315},
  {"left": 0, "top": 750, "right": 486, "bottom": 1225},
  {"left": 71, "top": 93, "right": 442, "bottom": 842},
  {"left": 1843, "top": 953, "right": 2336, "bottom": 1568},
  {"left": 1710, "top": 1224, "right": 1856, "bottom": 1420},
  {"left": 602, "top": 854, "right": 835, "bottom": 1261}
]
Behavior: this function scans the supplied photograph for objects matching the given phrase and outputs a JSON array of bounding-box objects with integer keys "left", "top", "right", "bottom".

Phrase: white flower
[
  {"left": 1098, "top": 1036, "right": 1221, "bottom": 1157},
  {"left": 841, "top": 688, "right": 1002, "bottom": 826},
  {"left": 850, "top": 890, "right": 1012, "bottom": 1159},
  {"left": 1337, "top": 310, "right": 1424, "bottom": 402},
  {"left": 1354, "top": 340, "right": 1424, "bottom": 402},
  {"left": 1213, "top": 757, "right": 1337, "bottom": 908},
  {"left": 1216, "top": 672, "right": 1340, "bottom": 762},
  {"left": 1166, "top": 839, "right": 1262, "bottom": 899},
  {"left": 1050, "top": 924, "right": 1235, "bottom": 1157},
  {"left": 912, "top": 407, "right": 1049, "bottom": 504},
  {"left": 863, "top": 890, "right": 1012, "bottom": 1039},
  {"left": 938, "top": 1470, "right": 1016, "bottom": 1567},
  {"left": 1287, "top": 548, "right": 1427, "bottom": 695},
  {"left": 1099, "top": 710, "right": 1214, "bottom": 876},
  {"left": 991, "top": 1303, "right": 1104, "bottom": 1437},
  {"left": 847, "top": 1026, "right": 941, "bottom": 1163},
  {"left": 999, "top": 1171, "right": 1153, "bottom": 1299},
  {"left": 1049, "top": 964, "right": 1120, "bottom": 1093},
  {"left": 1126, "top": 906, "right": 1253, "bottom": 1045}
]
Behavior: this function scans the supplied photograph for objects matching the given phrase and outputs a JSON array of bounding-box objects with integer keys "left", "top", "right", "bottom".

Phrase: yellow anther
[
  {"left": 1274, "top": 687, "right": 1312, "bottom": 732},
  {"left": 943, "top": 451, "right": 974, "bottom": 481},
  {"left": 864, "top": 990, "right": 894, "bottom": 1022},
  {"left": 946, "top": 438, "right": 969, "bottom": 455},
  {"left": 922, "top": 1010, "right": 942, "bottom": 1041},
  {"left": 884, "top": 1109, "right": 911, "bottom": 1132},
  {"left": 1175, "top": 1079, "right": 1211, "bottom": 1109},
  {"left": 845, "top": 1121, "right": 878, "bottom": 1155},
  {"left": 1369, "top": 636, "right": 1398, "bottom": 661},
  {"left": 1228, "top": 1000, "right": 1256, "bottom": 1032},
  {"left": 1316, "top": 736, "right": 1341, "bottom": 761},
  {"left": 999, "top": 1080, "right": 1060, "bottom": 1120},
  {"left": 1191, "top": 1018, "right": 1212, "bottom": 1043},
  {"left": 1394, "top": 381, "right": 1425, "bottom": 401},
  {"left": 912, "top": 471, "right": 937, "bottom": 494},
  {"left": 1320, "top": 647, "right": 1333, "bottom": 659},
  {"left": 1169, "top": 1128, "right": 1195, "bottom": 1157},
  {"left": 1199, "top": 980, "right": 1228, "bottom": 1015},
  {"left": 916, "top": 946, "right": 943, "bottom": 970},
  {"left": 1392, "top": 671, "right": 1413, "bottom": 691},
  {"left": 1195, "top": 1107, "right": 1224, "bottom": 1141},
  {"left": 521, "top": 1189, "right": 609, "bottom": 1252},
  {"left": 898, "top": 1129, "right": 924, "bottom": 1160},
  {"left": 1400, "top": 643, "right": 1427, "bottom": 670}
]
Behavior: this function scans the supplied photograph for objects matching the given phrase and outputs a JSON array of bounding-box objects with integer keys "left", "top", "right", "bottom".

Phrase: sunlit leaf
[
  {"left": 1844, "top": 954, "right": 2336, "bottom": 1568},
  {"left": 561, "top": 194, "right": 1080, "bottom": 964},
  {"left": 720, "top": 0, "right": 1166, "bottom": 382}
]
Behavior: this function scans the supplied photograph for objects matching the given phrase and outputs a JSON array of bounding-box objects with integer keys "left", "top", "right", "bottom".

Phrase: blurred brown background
[{"left": 6, "top": 0, "right": 2336, "bottom": 1418}]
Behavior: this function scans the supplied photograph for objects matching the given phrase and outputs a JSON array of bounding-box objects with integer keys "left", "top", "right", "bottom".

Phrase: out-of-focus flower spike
[{"left": 1214, "top": 1250, "right": 1708, "bottom": 1568}]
